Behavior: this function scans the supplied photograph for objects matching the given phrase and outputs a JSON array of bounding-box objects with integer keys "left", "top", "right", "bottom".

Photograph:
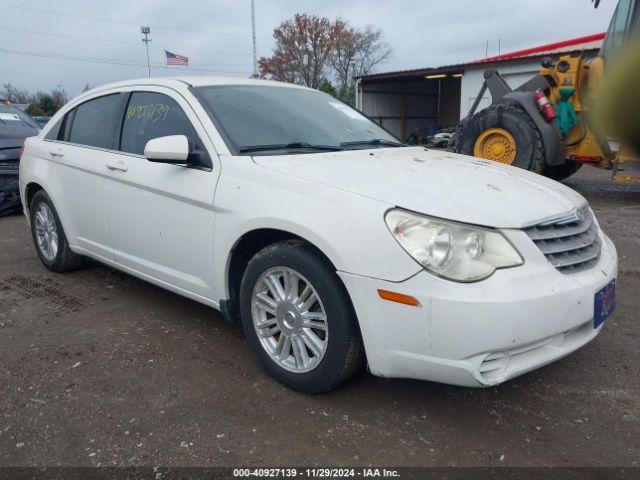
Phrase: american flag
[{"left": 165, "top": 50, "right": 189, "bottom": 66}]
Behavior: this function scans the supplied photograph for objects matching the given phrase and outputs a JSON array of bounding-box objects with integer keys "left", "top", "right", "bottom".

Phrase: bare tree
[
  {"left": 331, "top": 25, "right": 391, "bottom": 103},
  {"left": 1, "top": 83, "right": 31, "bottom": 103},
  {"left": 50, "top": 83, "right": 68, "bottom": 109},
  {"left": 329, "top": 19, "right": 359, "bottom": 100},
  {"left": 330, "top": 23, "right": 391, "bottom": 104},
  {"left": 352, "top": 26, "right": 392, "bottom": 79}
]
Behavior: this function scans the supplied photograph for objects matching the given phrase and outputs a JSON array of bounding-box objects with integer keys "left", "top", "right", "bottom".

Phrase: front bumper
[{"left": 339, "top": 229, "right": 618, "bottom": 387}]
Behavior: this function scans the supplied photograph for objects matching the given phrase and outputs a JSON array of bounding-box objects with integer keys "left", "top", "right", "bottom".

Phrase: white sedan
[{"left": 18, "top": 77, "right": 617, "bottom": 393}]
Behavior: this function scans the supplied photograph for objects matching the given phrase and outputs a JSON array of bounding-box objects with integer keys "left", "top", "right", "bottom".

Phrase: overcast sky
[{"left": 0, "top": 0, "right": 617, "bottom": 97}]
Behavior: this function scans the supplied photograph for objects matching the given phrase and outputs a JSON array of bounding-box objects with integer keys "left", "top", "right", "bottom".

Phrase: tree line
[
  {"left": 258, "top": 14, "right": 391, "bottom": 105},
  {"left": 1, "top": 83, "right": 74, "bottom": 117}
]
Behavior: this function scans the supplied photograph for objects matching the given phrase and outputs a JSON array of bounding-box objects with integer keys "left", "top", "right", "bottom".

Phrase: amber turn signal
[{"left": 377, "top": 289, "right": 421, "bottom": 307}]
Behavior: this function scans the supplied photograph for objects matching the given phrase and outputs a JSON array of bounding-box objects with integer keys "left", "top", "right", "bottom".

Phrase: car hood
[{"left": 252, "top": 147, "right": 586, "bottom": 229}]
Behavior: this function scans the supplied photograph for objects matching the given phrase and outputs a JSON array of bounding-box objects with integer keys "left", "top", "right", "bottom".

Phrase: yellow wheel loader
[{"left": 454, "top": 0, "right": 640, "bottom": 183}]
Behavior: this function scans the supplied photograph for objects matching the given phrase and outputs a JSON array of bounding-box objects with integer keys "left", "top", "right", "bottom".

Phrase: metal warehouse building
[{"left": 356, "top": 33, "right": 604, "bottom": 141}]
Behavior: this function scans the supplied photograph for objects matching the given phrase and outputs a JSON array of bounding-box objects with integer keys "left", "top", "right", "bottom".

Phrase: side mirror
[{"left": 144, "top": 135, "right": 190, "bottom": 163}]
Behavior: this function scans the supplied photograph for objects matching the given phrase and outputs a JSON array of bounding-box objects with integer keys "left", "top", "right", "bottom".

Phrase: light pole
[
  {"left": 141, "top": 26, "right": 151, "bottom": 78},
  {"left": 251, "top": 0, "right": 257, "bottom": 77}
]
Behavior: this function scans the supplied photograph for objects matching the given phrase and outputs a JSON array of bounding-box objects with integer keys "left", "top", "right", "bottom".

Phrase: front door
[{"left": 104, "top": 89, "right": 220, "bottom": 299}]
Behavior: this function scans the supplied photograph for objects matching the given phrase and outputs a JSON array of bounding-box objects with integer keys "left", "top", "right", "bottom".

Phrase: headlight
[{"left": 385, "top": 209, "right": 523, "bottom": 282}]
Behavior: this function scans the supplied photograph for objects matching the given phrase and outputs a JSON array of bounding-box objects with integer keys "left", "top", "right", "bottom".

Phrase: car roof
[
  {"left": 40, "top": 76, "right": 317, "bottom": 138},
  {"left": 85, "top": 76, "right": 312, "bottom": 96}
]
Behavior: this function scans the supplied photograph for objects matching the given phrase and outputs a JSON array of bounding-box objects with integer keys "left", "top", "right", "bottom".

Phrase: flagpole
[{"left": 141, "top": 26, "right": 151, "bottom": 78}]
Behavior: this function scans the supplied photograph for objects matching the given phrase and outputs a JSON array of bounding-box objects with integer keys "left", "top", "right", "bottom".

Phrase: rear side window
[
  {"left": 120, "top": 92, "right": 206, "bottom": 157},
  {"left": 68, "top": 94, "right": 122, "bottom": 149},
  {"left": 45, "top": 117, "right": 64, "bottom": 141}
]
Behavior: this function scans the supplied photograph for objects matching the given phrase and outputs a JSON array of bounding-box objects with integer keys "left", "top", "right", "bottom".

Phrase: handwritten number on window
[{"left": 126, "top": 103, "right": 170, "bottom": 123}]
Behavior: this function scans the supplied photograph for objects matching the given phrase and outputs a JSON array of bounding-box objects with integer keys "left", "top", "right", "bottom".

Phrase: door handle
[
  {"left": 106, "top": 159, "right": 128, "bottom": 172},
  {"left": 49, "top": 148, "right": 64, "bottom": 158}
]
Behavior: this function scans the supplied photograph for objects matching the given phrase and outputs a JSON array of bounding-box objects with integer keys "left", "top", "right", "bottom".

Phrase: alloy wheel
[
  {"left": 251, "top": 267, "right": 329, "bottom": 373},
  {"left": 34, "top": 202, "right": 59, "bottom": 261}
]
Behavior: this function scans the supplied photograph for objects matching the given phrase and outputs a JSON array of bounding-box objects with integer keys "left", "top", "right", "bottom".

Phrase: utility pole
[
  {"left": 251, "top": 0, "right": 257, "bottom": 77},
  {"left": 141, "top": 26, "right": 151, "bottom": 78}
]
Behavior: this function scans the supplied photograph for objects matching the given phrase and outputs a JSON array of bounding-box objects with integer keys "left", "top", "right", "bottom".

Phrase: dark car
[
  {"left": 32, "top": 116, "right": 52, "bottom": 128},
  {"left": 0, "top": 101, "right": 39, "bottom": 215}
]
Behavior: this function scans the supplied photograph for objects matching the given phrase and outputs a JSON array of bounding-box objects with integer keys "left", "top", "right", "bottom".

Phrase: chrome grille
[{"left": 524, "top": 205, "right": 601, "bottom": 273}]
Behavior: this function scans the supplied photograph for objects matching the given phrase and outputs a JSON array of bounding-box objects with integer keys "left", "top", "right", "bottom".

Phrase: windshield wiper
[
  {"left": 340, "top": 138, "right": 406, "bottom": 149},
  {"left": 238, "top": 142, "right": 343, "bottom": 154}
]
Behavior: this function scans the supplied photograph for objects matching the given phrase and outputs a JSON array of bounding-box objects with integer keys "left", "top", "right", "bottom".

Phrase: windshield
[
  {"left": 194, "top": 85, "right": 403, "bottom": 155},
  {"left": 0, "top": 104, "right": 40, "bottom": 130}
]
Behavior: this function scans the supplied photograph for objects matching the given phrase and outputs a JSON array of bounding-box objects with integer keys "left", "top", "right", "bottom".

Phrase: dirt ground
[{"left": 0, "top": 166, "right": 639, "bottom": 468}]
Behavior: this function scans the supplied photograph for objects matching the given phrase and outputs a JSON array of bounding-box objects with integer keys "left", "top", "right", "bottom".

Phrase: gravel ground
[{"left": 0, "top": 166, "right": 639, "bottom": 468}]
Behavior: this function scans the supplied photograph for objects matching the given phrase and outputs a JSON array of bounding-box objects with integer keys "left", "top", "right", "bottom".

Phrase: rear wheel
[
  {"left": 456, "top": 104, "right": 545, "bottom": 174},
  {"left": 29, "top": 190, "right": 83, "bottom": 272}
]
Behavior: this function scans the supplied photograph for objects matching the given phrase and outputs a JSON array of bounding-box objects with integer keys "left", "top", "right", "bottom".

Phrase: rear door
[
  {"left": 42, "top": 92, "right": 125, "bottom": 260},
  {"left": 104, "top": 87, "right": 220, "bottom": 298}
]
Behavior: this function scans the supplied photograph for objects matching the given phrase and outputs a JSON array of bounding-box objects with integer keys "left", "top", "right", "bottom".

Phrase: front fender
[{"left": 210, "top": 164, "right": 422, "bottom": 300}]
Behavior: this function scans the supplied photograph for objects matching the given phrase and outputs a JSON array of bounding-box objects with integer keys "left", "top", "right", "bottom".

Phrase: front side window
[
  {"left": 120, "top": 92, "right": 206, "bottom": 159},
  {"left": 68, "top": 94, "right": 122, "bottom": 149},
  {"left": 194, "top": 85, "right": 403, "bottom": 155}
]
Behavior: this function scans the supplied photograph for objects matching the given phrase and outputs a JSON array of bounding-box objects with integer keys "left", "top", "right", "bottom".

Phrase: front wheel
[{"left": 239, "top": 240, "right": 365, "bottom": 393}]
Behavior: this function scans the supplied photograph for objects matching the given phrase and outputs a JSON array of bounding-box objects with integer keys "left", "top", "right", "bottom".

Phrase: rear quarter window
[
  {"left": 45, "top": 117, "right": 64, "bottom": 141},
  {"left": 68, "top": 93, "right": 123, "bottom": 149},
  {"left": 45, "top": 110, "right": 76, "bottom": 142}
]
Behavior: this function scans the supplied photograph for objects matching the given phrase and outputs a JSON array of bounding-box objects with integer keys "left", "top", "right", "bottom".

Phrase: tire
[
  {"left": 239, "top": 240, "right": 365, "bottom": 394},
  {"left": 29, "top": 190, "right": 83, "bottom": 272},
  {"left": 541, "top": 160, "right": 582, "bottom": 181},
  {"left": 456, "top": 104, "right": 545, "bottom": 174}
]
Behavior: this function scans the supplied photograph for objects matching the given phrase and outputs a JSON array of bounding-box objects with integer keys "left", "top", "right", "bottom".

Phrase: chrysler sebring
[{"left": 18, "top": 77, "right": 617, "bottom": 393}]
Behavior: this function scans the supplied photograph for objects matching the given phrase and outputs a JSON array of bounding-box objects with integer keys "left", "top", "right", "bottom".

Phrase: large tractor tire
[
  {"left": 456, "top": 104, "right": 545, "bottom": 174},
  {"left": 456, "top": 103, "right": 582, "bottom": 181}
]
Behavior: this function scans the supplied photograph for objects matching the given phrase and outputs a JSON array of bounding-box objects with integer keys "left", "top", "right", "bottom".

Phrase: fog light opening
[{"left": 479, "top": 351, "right": 511, "bottom": 384}]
